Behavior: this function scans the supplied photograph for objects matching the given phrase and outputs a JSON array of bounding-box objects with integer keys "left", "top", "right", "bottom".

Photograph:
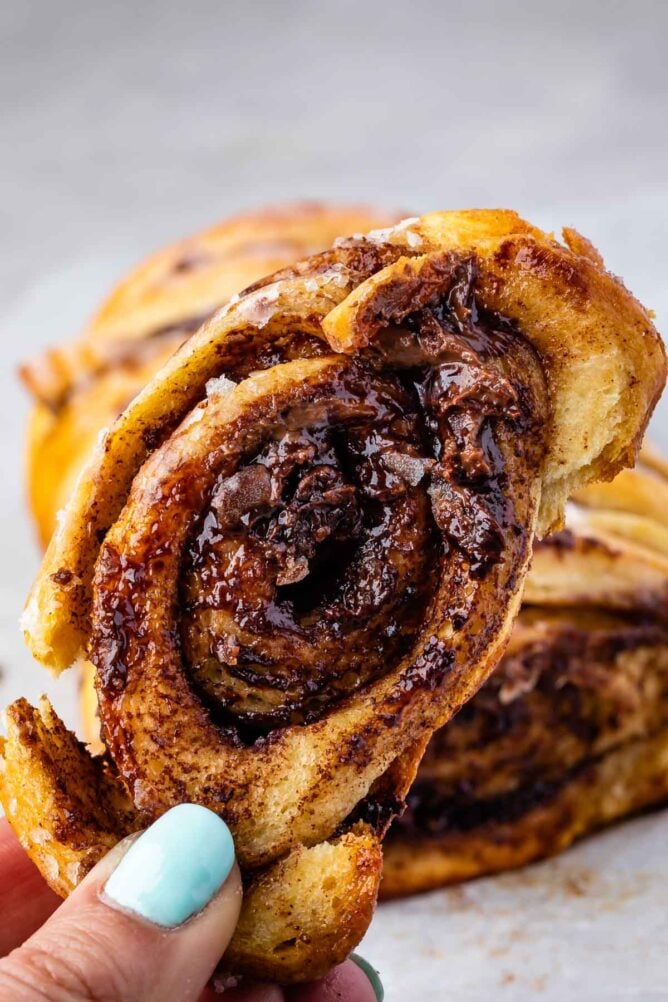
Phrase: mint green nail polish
[
  {"left": 351, "top": 953, "right": 384, "bottom": 1001},
  {"left": 104, "top": 803, "right": 235, "bottom": 927}
]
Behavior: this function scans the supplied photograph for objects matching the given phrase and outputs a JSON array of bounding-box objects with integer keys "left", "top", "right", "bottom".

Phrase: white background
[{"left": 1, "top": 2, "right": 667, "bottom": 997}]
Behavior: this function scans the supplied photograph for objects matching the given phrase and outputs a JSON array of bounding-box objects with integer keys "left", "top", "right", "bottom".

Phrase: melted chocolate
[
  {"left": 92, "top": 251, "right": 545, "bottom": 744},
  {"left": 179, "top": 366, "right": 437, "bottom": 729}
]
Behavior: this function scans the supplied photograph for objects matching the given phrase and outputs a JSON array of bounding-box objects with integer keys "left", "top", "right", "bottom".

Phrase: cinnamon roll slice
[
  {"left": 21, "top": 203, "right": 399, "bottom": 748},
  {"left": 382, "top": 451, "right": 668, "bottom": 897},
  {"left": 3, "top": 210, "right": 665, "bottom": 982},
  {"left": 21, "top": 203, "right": 398, "bottom": 547}
]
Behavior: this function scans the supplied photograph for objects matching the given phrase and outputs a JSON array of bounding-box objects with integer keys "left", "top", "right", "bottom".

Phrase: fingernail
[
  {"left": 103, "top": 803, "right": 235, "bottom": 927},
  {"left": 350, "top": 953, "right": 384, "bottom": 1001}
]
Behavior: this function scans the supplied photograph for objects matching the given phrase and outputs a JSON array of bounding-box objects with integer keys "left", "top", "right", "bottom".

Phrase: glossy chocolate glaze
[
  {"left": 180, "top": 366, "right": 436, "bottom": 728},
  {"left": 174, "top": 261, "right": 537, "bottom": 730},
  {"left": 92, "top": 250, "right": 545, "bottom": 765}
]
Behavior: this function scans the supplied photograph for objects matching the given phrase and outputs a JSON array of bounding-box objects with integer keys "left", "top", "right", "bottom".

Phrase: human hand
[{"left": 0, "top": 805, "right": 383, "bottom": 1001}]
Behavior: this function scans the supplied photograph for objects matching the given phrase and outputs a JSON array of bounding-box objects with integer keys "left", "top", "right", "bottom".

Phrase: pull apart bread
[
  {"left": 2, "top": 210, "right": 665, "bottom": 982},
  {"left": 383, "top": 448, "right": 668, "bottom": 896}
]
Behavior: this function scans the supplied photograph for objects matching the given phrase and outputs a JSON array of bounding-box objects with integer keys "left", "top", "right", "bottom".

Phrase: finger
[
  {"left": 208, "top": 985, "right": 284, "bottom": 1001},
  {"left": 0, "top": 804, "right": 241, "bottom": 1002},
  {"left": 287, "top": 956, "right": 383, "bottom": 1001},
  {"left": 0, "top": 819, "right": 60, "bottom": 955},
  {"left": 208, "top": 956, "right": 383, "bottom": 1002}
]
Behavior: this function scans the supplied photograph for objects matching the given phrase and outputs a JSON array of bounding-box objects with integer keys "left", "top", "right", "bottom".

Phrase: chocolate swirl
[
  {"left": 70, "top": 237, "right": 545, "bottom": 981},
  {"left": 180, "top": 371, "right": 434, "bottom": 730},
  {"left": 88, "top": 252, "right": 546, "bottom": 825},
  {"left": 12, "top": 210, "right": 664, "bottom": 982},
  {"left": 92, "top": 258, "right": 540, "bottom": 748}
]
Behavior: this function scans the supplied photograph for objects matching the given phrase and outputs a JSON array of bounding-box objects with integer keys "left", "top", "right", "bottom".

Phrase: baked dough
[
  {"left": 527, "top": 447, "right": 668, "bottom": 610},
  {"left": 382, "top": 450, "right": 668, "bottom": 896},
  {"left": 21, "top": 203, "right": 398, "bottom": 547},
  {"left": 21, "top": 203, "right": 401, "bottom": 750},
  {"left": 3, "top": 210, "right": 665, "bottom": 981}
]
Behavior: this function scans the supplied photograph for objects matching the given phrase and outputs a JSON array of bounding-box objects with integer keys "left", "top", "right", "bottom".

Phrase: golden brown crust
[
  {"left": 383, "top": 454, "right": 668, "bottom": 897},
  {"left": 381, "top": 727, "right": 668, "bottom": 896},
  {"left": 5, "top": 210, "right": 664, "bottom": 980},
  {"left": 22, "top": 203, "right": 399, "bottom": 547},
  {"left": 224, "top": 830, "right": 382, "bottom": 982},
  {"left": 526, "top": 448, "right": 668, "bottom": 610},
  {"left": 0, "top": 698, "right": 139, "bottom": 895},
  {"left": 0, "top": 699, "right": 380, "bottom": 984},
  {"left": 24, "top": 211, "right": 665, "bottom": 671}
]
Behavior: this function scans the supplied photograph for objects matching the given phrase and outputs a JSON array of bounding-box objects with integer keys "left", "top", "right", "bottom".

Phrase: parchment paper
[{"left": 362, "top": 811, "right": 668, "bottom": 999}]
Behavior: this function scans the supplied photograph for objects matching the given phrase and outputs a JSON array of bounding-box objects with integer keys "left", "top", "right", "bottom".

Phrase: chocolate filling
[
  {"left": 175, "top": 262, "right": 536, "bottom": 730},
  {"left": 91, "top": 252, "right": 545, "bottom": 754},
  {"left": 395, "top": 770, "right": 568, "bottom": 836},
  {"left": 389, "top": 615, "right": 668, "bottom": 841},
  {"left": 179, "top": 366, "right": 437, "bottom": 729}
]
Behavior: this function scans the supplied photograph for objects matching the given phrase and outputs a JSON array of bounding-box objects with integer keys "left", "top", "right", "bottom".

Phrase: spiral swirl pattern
[
  {"left": 9, "top": 210, "right": 665, "bottom": 981},
  {"left": 85, "top": 248, "right": 546, "bottom": 873}
]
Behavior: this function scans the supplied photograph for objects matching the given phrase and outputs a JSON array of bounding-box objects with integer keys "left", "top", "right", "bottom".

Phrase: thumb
[{"left": 0, "top": 803, "right": 241, "bottom": 1002}]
